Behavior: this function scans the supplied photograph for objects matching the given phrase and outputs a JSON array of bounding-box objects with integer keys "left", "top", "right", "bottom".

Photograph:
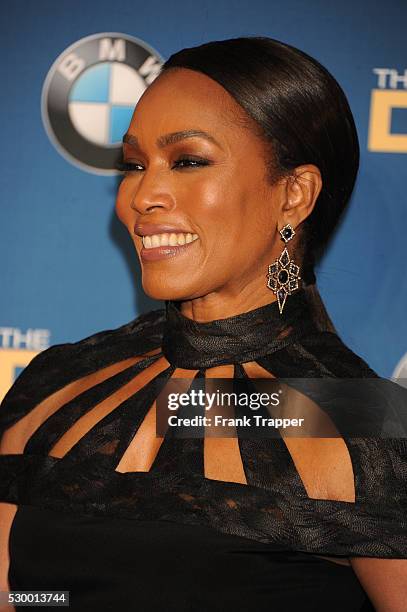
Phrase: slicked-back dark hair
[{"left": 161, "top": 36, "right": 360, "bottom": 282}]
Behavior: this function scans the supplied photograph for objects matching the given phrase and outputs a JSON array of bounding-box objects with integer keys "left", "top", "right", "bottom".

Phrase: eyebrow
[{"left": 123, "top": 130, "right": 221, "bottom": 149}]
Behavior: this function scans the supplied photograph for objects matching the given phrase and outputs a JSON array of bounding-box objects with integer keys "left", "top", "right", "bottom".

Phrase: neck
[
  {"left": 175, "top": 268, "right": 317, "bottom": 323},
  {"left": 162, "top": 283, "right": 330, "bottom": 369},
  {"left": 176, "top": 291, "right": 279, "bottom": 324}
]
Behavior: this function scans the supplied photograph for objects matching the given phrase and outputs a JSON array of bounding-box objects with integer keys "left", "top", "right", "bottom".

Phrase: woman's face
[{"left": 115, "top": 68, "right": 287, "bottom": 314}]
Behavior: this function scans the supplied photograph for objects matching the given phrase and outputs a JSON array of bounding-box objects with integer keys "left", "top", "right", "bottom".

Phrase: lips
[
  {"left": 139, "top": 237, "right": 199, "bottom": 262},
  {"left": 133, "top": 221, "right": 200, "bottom": 263},
  {"left": 134, "top": 222, "right": 196, "bottom": 236}
]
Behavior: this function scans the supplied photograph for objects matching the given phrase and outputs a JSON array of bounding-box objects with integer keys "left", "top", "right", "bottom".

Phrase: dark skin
[
  {"left": 116, "top": 67, "right": 320, "bottom": 322},
  {"left": 116, "top": 68, "right": 407, "bottom": 610}
]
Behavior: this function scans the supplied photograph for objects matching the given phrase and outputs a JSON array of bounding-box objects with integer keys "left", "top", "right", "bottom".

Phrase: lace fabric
[{"left": 0, "top": 284, "right": 406, "bottom": 559}]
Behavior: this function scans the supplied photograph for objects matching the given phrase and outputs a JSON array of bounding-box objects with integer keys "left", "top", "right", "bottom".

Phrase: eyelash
[{"left": 117, "top": 156, "right": 211, "bottom": 173}]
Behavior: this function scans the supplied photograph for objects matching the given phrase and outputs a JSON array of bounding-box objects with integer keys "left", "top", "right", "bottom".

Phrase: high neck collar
[{"left": 161, "top": 285, "right": 324, "bottom": 369}]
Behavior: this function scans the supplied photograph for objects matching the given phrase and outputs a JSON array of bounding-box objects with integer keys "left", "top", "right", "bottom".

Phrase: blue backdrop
[{"left": 1, "top": 0, "right": 406, "bottom": 400}]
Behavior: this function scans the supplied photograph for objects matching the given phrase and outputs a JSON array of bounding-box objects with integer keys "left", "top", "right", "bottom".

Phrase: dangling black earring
[{"left": 266, "top": 223, "right": 301, "bottom": 314}]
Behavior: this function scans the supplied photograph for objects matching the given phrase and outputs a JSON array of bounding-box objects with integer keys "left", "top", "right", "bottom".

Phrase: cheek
[
  {"left": 196, "top": 185, "right": 242, "bottom": 260},
  {"left": 187, "top": 174, "right": 242, "bottom": 226},
  {"left": 115, "top": 179, "right": 133, "bottom": 226},
  {"left": 193, "top": 181, "right": 254, "bottom": 267},
  {"left": 197, "top": 181, "right": 262, "bottom": 246}
]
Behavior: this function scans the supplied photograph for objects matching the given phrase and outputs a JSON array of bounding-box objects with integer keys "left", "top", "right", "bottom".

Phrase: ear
[{"left": 280, "top": 164, "right": 322, "bottom": 228}]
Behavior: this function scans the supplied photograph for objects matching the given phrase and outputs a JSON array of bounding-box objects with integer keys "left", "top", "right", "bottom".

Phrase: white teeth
[{"left": 142, "top": 232, "right": 199, "bottom": 249}]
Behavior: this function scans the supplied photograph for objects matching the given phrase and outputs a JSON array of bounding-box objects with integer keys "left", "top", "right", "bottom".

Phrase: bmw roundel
[{"left": 41, "top": 33, "right": 164, "bottom": 175}]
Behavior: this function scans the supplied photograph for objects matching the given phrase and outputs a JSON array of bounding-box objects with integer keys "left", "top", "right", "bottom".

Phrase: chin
[{"left": 141, "top": 278, "right": 197, "bottom": 302}]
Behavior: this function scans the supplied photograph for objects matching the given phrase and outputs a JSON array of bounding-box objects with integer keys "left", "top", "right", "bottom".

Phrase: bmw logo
[{"left": 41, "top": 32, "right": 164, "bottom": 175}]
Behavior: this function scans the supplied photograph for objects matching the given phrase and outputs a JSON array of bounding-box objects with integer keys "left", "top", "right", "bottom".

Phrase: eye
[
  {"left": 116, "top": 156, "right": 211, "bottom": 174},
  {"left": 172, "top": 156, "right": 210, "bottom": 169},
  {"left": 116, "top": 161, "right": 144, "bottom": 173}
]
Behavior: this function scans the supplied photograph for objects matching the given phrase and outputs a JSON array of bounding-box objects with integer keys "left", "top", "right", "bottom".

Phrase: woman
[{"left": 0, "top": 36, "right": 406, "bottom": 611}]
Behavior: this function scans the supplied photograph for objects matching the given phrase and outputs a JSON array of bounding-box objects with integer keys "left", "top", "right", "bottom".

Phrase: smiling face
[{"left": 115, "top": 67, "right": 291, "bottom": 319}]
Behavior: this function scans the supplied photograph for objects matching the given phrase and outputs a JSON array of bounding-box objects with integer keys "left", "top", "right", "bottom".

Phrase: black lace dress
[{"left": 1, "top": 285, "right": 406, "bottom": 611}]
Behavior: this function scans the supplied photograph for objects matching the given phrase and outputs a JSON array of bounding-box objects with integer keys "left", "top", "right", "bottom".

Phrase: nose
[{"left": 129, "top": 171, "right": 175, "bottom": 215}]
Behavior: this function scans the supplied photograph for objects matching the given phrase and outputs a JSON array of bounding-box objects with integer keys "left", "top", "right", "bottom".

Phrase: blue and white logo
[{"left": 42, "top": 33, "right": 163, "bottom": 174}]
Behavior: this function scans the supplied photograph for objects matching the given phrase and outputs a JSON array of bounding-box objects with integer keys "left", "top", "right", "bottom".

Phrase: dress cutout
[{"left": 0, "top": 284, "right": 406, "bottom": 610}]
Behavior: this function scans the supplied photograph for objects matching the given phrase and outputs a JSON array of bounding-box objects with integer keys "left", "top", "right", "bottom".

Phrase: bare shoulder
[
  {"left": 350, "top": 557, "right": 407, "bottom": 611},
  {"left": 284, "top": 436, "right": 355, "bottom": 502},
  {"left": 0, "top": 309, "right": 166, "bottom": 452}
]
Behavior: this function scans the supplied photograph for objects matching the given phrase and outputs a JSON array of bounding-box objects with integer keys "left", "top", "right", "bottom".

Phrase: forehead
[{"left": 128, "top": 68, "right": 257, "bottom": 147}]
